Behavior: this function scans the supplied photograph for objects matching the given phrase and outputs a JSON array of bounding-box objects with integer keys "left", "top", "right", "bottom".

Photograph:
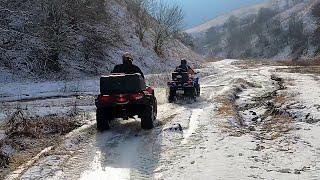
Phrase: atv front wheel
[
  {"left": 141, "top": 105, "right": 155, "bottom": 130},
  {"left": 96, "top": 108, "right": 112, "bottom": 131}
]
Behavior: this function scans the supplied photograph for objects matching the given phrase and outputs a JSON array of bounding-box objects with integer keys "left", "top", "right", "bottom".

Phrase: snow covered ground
[
  {"left": 0, "top": 74, "right": 169, "bottom": 125},
  {"left": 2, "top": 59, "right": 320, "bottom": 179}
]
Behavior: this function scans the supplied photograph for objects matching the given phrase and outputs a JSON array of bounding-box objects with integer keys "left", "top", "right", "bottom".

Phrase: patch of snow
[
  {"left": 0, "top": 131, "right": 7, "bottom": 141},
  {"left": 0, "top": 79, "right": 99, "bottom": 102},
  {"left": 1, "top": 145, "right": 15, "bottom": 155},
  {"left": 280, "top": 73, "right": 320, "bottom": 121}
]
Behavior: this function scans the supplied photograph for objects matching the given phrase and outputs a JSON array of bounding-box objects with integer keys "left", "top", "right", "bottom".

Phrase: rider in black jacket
[
  {"left": 174, "top": 59, "right": 200, "bottom": 97},
  {"left": 111, "top": 52, "right": 144, "bottom": 79},
  {"left": 175, "top": 59, "right": 195, "bottom": 75}
]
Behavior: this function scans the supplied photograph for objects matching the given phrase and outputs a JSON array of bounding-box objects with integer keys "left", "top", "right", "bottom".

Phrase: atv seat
[
  {"left": 100, "top": 73, "right": 146, "bottom": 95},
  {"left": 172, "top": 72, "right": 189, "bottom": 82}
]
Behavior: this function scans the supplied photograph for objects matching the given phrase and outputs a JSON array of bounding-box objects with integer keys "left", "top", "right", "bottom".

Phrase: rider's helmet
[
  {"left": 181, "top": 59, "right": 187, "bottom": 65},
  {"left": 122, "top": 52, "right": 133, "bottom": 63}
]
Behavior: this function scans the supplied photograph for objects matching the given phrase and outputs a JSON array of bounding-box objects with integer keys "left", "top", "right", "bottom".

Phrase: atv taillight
[
  {"left": 116, "top": 95, "right": 128, "bottom": 103},
  {"left": 130, "top": 92, "right": 144, "bottom": 100},
  {"left": 144, "top": 87, "right": 154, "bottom": 96},
  {"left": 147, "top": 87, "right": 154, "bottom": 94},
  {"left": 99, "top": 95, "right": 114, "bottom": 103}
]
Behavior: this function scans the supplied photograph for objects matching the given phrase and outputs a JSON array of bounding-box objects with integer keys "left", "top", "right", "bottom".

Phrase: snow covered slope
[
  {"left": 188, "top": 0, "right": 319, "bottom": 60},
  {"left": 0, "top": 0, "right": 202, "bottom": 83},
  {"left": 185, "top": 2, "right": 271, "bottom": 35}
]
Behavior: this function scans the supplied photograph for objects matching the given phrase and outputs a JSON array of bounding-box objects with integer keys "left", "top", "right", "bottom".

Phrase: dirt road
[{"left": 5, "top": 60, "right": 320, "bottom": 180}]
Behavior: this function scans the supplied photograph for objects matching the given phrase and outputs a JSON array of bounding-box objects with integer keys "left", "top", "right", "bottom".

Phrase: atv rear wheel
[
  {"left": 188, "top": 88, "right": 197, "bottom": 103},
  {"left": 141, "top": 105, "right": 155, "bottom": 130},
  {"left": 196, "top": 84, "right": 200, "bottom": 97},
  {"left": 168, "top": 88, "right": 177, "bottom": 103},
  {"left": 96, "top": 108, "right": 112, "bottom": 131},
  {"left": 168, "top": 95, "right": 176, "bottom": 103},
  {"left": 153, "top": 98, "right": 158, "bottom": 119}
]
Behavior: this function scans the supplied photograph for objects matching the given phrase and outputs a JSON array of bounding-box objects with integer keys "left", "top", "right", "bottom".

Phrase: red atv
[{"left": 95, "top": 74, "right": 157, "bottom": 131}]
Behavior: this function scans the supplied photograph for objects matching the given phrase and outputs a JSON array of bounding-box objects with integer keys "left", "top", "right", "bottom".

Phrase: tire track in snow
[
  {"left": 182, "top": 108, "right": 203, "bottom": 144},
  {"left": 52, "top": 103, "right": 186, "bottom": 180}
]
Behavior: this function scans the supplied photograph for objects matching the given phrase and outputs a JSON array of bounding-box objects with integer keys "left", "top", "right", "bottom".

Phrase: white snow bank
[
  {"left": 0, "top": 79, "right": 99, "bottom": 102},
  {"left": 0, "top": 73, "right": 172, "bottom": 102}
]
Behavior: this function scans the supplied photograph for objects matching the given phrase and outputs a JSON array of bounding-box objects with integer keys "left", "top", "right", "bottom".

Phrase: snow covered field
[{"left": 2, "top": 59, "right": 320, "bottom": 179}]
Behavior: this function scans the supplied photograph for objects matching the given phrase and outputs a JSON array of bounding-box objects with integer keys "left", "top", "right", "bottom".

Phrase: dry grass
[
  {"left": 0, "top": 152, "right": 9, "bottom": 180},
  {"left": 281, "top": 59, "right": 320, "bottom": 66},
  {"left": 217, "top": 98, "right": 237, "bottom": 117},
  {"left": 232, "top": 59, "right": 320, "bottom": 73},
  {"left": 276, "top": 59, "right": 320, "bottom": 74},
  {"left": 205, "top": 57, "right": 224, "bottom": 63},
  {"left": 257, "top": 93, "right": 294, "bottom": 140},
  {"left": 232, "top": 59, "right": 285, "bottom": 69},
  {"left": 259, "top": 115, "right": 294, "bottom": 140},
  {"left": 6, "top": 137, "right": 57, "bottom": 170},
  {"left": 0, "top": 152, "right": 9, "bottom": 168},
  {"left": 216, "top": 96, "right": 244, "bottom": 134},
  {"left": 0, "top": 109, "right": 82, "bottom": 175},
  {"left": 256, "top": 90, "right": 295, "bottom": 140},
  {"left": 277, "top": 66, "right": 320, "bottom": 75},
  {"left": 219, "top": 124, "right": 244, "bottom": 137},
  {"left": 5, "top": 110, "right": 81, "bottom": 138},
  {"left": 274, "top": 94, "right": 289, "bottom": 105}
]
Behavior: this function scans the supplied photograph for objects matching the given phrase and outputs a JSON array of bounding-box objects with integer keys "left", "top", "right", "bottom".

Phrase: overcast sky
[{"left": 165, "top": 0, "right": 265, "bottom": 29}]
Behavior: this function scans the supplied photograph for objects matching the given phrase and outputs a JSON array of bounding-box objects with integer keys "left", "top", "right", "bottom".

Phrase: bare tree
[
  {"left": 37, "top": 0, "right": 114, "bottom": 75},
  {"left": 312, "top": 2, "right": 320, "bottom": 56},
  {"left": 126, "top": 0, "right": 152, "bottom": 41},
  {"left": 150, "top": 1, "right": 184, "bottom": 55}
]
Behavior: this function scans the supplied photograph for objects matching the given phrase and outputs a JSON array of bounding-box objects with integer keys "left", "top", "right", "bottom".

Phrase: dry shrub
[
  {"left": 5, "top": 109, "right": 81, "bottom": 139},
  {"left": 267, "top": 115, "right": 293, "bottom": 132},
  {"left": 0, "top": 109, "right": 82, "bottom": 177},
  {"left": 0, "top": 152, "right": 9, "bottom": 168},
  {"left": 260, "top": 115, "right": 294, "bottom": 140},
  {"left": 217, "top": 99, "right": 237, "bottom": 117},
  {"left": 274, "top": 94, "right": 288, "bottom": 105}
]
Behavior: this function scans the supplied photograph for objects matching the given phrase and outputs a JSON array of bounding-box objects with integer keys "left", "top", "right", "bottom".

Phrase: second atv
[{"left": 167, "top": 72, "right": 200, "bottom": 103}]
